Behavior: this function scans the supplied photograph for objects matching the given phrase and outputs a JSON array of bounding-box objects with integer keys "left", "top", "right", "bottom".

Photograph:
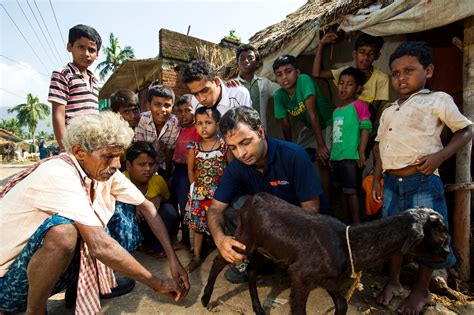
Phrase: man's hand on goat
[
  {"left": 416, "top": 153, "right": 443, "bottom": 175},
  {"left": 217, "top": 235, "right": 246, "bottom": 264}
]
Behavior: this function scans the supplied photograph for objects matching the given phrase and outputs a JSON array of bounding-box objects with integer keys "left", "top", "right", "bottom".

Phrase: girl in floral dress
[{"left": 184, "top": 107, "right": 232, "bottom": 272}]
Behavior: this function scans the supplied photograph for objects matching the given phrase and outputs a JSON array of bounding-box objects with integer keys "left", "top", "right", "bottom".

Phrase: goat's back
[{"left": 236, "top": 193, "right": 348, "bottom": 276}]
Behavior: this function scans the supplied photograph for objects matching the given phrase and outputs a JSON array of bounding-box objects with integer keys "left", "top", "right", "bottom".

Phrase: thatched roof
[
  {"left": 0, "top": 128, "right": 23, "bottom": 144},
  {"left": 99, "top": 59, "right": 162, "bottom": 100},
  {"left": 249, "top": 0, "right": 388, "bottom": 58}
]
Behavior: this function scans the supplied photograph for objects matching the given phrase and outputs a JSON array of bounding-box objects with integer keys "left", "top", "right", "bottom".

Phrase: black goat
[{"left": 202, "top": 192, "right": 450, "bottom": 315}]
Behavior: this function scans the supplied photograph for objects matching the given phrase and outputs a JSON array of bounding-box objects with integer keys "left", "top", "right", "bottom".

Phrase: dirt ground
[
  {"left": 1, "top": 165, "right": 473, "bottom": 314},
  {"left": 45, "top": 249, "right": 474, "bottom": 315}
]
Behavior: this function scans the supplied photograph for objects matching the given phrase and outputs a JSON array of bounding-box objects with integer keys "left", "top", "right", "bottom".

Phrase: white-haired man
[{"left": 0, "top": 112, "right": 189, "bottom": 314}]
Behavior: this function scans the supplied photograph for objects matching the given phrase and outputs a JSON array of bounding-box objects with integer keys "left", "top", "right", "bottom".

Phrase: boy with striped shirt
[{"left": 48, "top": 24, "right": 102, "bottom": 151}]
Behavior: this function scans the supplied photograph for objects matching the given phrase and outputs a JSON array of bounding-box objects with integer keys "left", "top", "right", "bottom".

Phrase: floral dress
[{"left": 184, "top": 139, "right": 228, "bottom": 233}]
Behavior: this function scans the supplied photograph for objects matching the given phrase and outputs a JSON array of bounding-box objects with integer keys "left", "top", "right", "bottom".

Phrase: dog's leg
[
  {"left": 247, "top": 252, "right": 265, "bottom": 315},
  {"left": 201, "top": 254, "right": 228, "bottom": 307}
]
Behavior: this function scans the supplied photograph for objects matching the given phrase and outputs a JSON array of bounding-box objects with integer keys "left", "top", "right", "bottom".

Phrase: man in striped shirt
[{"left": 48, "top": 24, "right": 102, "bottom": 152}]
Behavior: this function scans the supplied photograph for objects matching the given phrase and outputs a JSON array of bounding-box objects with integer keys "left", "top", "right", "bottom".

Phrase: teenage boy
[
  {"left": 235, "top": 44, "right": 280, "bottom": 129},
  {"left": 183, "top": 59, "right": 252, "bottom": 116},
  {"left": 134, "top": 85, "right": 180, "bottom": 180},
  {"left": 312, "top": 32, "right": 389, "bottom": 119},
  {"left": 372, "top": 41, "right": 472, "bottom": 315},
  {"left": 109, "top": 89, "right": 141, "bottom": 171},
  {"left": 110, "top": 89, "right": 141, "bottom": 129},
  {"left": 123, "top": 141, "right": 180, "bottom": 259},
  {"left": 48, "top": 24, "right": 102, "bottom": 152},
  {"left": 273, "top": 55, "right": 334, "bottom": 204}
]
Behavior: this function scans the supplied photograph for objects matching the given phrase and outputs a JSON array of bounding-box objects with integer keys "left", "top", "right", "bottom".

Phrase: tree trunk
[{"left": 453, "top": 16, "right": 474, "bottom": 282}]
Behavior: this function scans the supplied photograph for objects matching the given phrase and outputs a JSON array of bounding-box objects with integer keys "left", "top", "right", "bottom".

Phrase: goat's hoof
[
  {"left": 253, "top": 306, "right": 265, "bottom": 315},
  {"left": 201, "top": 294, "right": 210, "bottom": 307}
]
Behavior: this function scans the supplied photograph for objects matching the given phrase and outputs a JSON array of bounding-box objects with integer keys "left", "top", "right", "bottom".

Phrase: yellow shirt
[
  {"left": 123, "top": 171, "right": 170, "bottom": 200},
  {"left": 331, "top": 66, "right": 389, "bottom": 103}
]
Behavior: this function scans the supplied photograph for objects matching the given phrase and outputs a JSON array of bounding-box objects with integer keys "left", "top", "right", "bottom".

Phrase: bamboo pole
[
  {"left": 453, "top": 16, "right": 474, "bottom": 282},
  {"left": 445, "top": 182, "right": 474, "bottom": 192}
]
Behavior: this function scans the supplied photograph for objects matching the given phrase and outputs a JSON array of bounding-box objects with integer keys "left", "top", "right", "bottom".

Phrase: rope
[
  {"left": 323, "top": 226, "right": 364, "bottom": 314},
  {"left": 346, "top": 225, "right": 357, "bottom": 279}
]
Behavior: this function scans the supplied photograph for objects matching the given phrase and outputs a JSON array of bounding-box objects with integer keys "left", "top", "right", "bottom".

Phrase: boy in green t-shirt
[
  {"left": 331, "top": 67, "right": 372, "bottom": 224},
  {"left": 273, "top": 55, "right": 334, "bottom": 202}
]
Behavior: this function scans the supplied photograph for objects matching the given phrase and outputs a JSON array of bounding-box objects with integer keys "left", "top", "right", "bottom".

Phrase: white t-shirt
[{"left": 191, "top": 82, "right": 252, "bottom": 116}]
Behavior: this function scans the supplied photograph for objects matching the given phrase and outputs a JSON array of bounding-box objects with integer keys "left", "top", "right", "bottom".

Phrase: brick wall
[
  {"left": 161, "top": 61, "right": 189, "bottom": 98},
  {"left": 160, "top": 29, "right": 216, "bottom": 62}
]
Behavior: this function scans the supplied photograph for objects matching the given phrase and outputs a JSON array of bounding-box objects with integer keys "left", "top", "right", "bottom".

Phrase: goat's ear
[{"left": 401, "top": 222, "right": 424, "bottom": 255}]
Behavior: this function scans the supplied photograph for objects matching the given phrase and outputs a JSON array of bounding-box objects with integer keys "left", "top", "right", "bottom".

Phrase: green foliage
[
  {"left": 226, "top": 29, "right": 241, "bottom": 42},
  {"left": 37, "top": 130, "right": 55, "bottom": 141},
  {"left": 7, "top": 93, "right": 50, "bottom": 142},
  {"left": 96, "top": 33, "right": 135, "bottom": 81},
  {"left": 0, "top": 117, "right": 24, "bottom": 137}
]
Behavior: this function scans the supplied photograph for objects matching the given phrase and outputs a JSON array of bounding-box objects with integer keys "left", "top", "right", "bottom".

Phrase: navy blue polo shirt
[{"left": 213, "top": 137, "right": 323, "bottom": 206}]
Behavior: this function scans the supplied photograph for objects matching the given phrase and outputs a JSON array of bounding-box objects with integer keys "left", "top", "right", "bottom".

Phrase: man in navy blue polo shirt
[{"left": 208, "top": 107, "right": 323, "bottom": 279}]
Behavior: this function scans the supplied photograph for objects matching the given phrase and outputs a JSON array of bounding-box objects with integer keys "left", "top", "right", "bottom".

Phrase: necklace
[{"left": 203, "top": 138, "right": 220, "bottom": 158}]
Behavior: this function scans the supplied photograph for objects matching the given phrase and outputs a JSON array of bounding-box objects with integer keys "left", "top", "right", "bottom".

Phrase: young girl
[
  {"left": 330, "top": 67, "right": 372, "bottom": 224},
  {"left": 171, "top": 94, "right": 200, "bottom": 250},
  {"left": 184, "top": 107, "right": 232, "bottom": 272}
]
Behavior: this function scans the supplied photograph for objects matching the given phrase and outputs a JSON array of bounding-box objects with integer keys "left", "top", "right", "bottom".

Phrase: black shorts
[{"left": 332, "top": 159, "right": 359, "bottom": 194}]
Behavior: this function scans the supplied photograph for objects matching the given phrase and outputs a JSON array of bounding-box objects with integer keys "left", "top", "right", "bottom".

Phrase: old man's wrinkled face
[{"left": 76, "top": 145, "right": 123, "bottom": 181}]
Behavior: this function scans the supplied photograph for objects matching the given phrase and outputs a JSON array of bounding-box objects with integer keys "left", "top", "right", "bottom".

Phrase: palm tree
[
  {"left": 8, "top": 93, "right": 50, "bottom": 144},
  {"left": 37, "top": 130, "right": 54, "bottom": 141},
  {"left": 0, "top": 117, "right": 24, "bottom": 137},
  {"left": 96, "top": 33, "right": 135, "bottom": 81}
]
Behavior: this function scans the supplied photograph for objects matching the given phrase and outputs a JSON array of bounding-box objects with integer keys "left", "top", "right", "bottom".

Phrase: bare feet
[
  {"left": 376, "top": 282, "right": 404, "bottom": 306},
  {"left": 185, "top": 256, "right": 202, "bottom": 273},
  {"left": 397, "top": 289, "right": 430, "bottom": 315}
]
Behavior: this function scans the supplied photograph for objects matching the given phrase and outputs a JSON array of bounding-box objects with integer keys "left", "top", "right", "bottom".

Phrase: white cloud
[
  {"left": 0, "top": 62, "right": 52, "bottom": 132},
  {"left": 0, "top": 62, "right": 50, "bottom": 109}
]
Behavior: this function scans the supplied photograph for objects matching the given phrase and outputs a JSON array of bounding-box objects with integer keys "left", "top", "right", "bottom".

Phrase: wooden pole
[{"left": 453, "top": 16, "right": 474, "bottom": 282}]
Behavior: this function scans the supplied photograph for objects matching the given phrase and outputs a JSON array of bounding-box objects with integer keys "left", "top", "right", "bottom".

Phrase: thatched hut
[
  {"left": 0, "top": 129, "right": 24, "bottom": 162},
  {"left": 99, "top": 29, "right": 235, "bottom": 111},
  {"left": 246, "top": 0, "right": 474, "bottom": 283}
]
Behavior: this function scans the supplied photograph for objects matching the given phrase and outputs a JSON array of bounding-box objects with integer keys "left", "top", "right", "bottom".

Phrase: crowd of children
[{"left": 44, "top": 23, "right": 471, "bottom": 315}]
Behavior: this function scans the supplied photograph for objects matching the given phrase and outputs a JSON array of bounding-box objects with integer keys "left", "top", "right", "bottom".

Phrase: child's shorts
[
  {"left": 332, "top": 159, "right": 358, "bottom": 194},
  {"left": 382, "top": 172, "right": 456, "bottom": 269},
  {"left": 296, "top": 125, "right": 332, "bottom": 153}
]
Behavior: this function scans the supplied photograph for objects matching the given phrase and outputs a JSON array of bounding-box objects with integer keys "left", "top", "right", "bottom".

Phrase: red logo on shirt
[{"left": 269, "top": 180, "right": 289, "bottom": 187}]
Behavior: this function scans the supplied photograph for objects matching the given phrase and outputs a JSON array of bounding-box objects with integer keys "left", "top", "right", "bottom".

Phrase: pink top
[
  {"left": 352, "top": 99, "right": 371, "bottom": 121},
  {"left": 172, "top": 125, "right": 201, "bottom": 164}
]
